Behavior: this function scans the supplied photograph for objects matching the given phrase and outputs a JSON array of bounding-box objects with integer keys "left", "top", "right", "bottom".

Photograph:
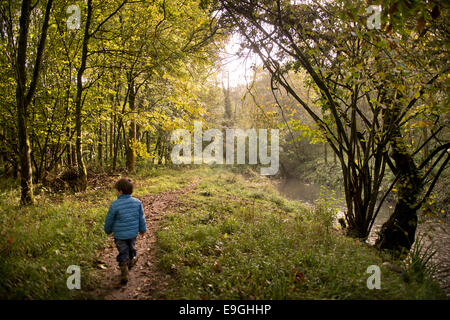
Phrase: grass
[
  {"left": 155, "top": 167, "right": 446, "bottom": 299},
  {"left": 0, "top": 186, "right": 111, "bottom": 299},
  {"left": 0, "top": 165, "right": 446, "bottom": 299},
  {"left": 0, "top": 166, "right": 190, "bottom": 299}
]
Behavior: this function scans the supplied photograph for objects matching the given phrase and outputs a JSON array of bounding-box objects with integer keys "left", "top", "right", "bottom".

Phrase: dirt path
[{"left": 92, "top": 182, "right": 197, "bottom": 300}]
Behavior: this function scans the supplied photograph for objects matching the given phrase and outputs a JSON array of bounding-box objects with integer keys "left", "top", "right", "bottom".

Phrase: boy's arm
[
  {"left": 104, "top": 204, "right": 116, "bottom": 235},
  {"left": 138, "top": 202, "right": 146, "bottom": 234}
]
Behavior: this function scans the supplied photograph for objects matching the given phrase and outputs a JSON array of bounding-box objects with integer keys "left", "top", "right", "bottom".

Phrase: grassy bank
[
  {"left": 155, "top": 167, "right": 445, "bottom": 299},
  {"left": 0, "top": 166, "right": 446, "bottom": 299}
]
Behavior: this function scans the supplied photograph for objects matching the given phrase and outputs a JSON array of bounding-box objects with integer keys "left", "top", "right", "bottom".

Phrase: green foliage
[{"left": 313, "top": 187, "right": 340, "bottom": 233}]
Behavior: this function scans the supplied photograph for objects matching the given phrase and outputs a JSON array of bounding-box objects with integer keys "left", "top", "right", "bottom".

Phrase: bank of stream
[{"left": 277, "top": 178, "right": 450, "bottom": 296}]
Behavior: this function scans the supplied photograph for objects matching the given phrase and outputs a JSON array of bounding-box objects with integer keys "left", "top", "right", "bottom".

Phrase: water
[
  {"left": 277, "top": 178, "right": 393, "bottom": 232},
  {"left": 277, "top": 178, "right": 450, "bottom": 295}
]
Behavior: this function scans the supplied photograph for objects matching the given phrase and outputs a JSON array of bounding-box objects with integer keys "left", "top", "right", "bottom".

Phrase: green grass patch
[
  {"left": 0, "top": 186, "right": 113, "bottom": 299},
  {"left": 155, "top": 168, "right": 446, "bottom": 299},
  {"left": 0, "top": 165, "right": 190, "bottom": 299}
]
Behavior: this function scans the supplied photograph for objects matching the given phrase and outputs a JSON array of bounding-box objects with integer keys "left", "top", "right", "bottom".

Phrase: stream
[{"left": 277, "top": 178, "right": 450, "bottom": 296}]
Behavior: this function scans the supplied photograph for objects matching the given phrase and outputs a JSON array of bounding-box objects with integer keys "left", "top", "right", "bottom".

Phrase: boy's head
[{"left": 115, "top": 178, "right": 133, "bottom": 195}]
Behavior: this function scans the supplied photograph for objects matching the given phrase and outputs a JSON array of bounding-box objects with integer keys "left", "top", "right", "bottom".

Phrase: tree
[
  {"left": 12, "top": 0, "right": 53, "bottom": 204},
  {"left": 219, "top": 0, "right": 449, "bottom": 253},
  {"left": 73, "top": 0, "right": 128, "bottom": 190}
]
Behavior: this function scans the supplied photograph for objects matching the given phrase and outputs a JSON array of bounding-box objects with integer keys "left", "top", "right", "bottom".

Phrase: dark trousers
[{"left": 114, "top": 237, "right": 137, "bottom": 263}]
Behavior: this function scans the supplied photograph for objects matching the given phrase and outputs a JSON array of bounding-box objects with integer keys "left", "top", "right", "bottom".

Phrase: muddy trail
[{"left": 92, "top": 182, "right": 198, "bottom": 300}]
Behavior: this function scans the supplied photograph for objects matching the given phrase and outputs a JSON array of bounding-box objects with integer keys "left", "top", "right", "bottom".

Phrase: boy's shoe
[
  {"left": 128, "top": 256, "right": 138, "bottom": 270},
  {"left": 119, "top": 261, "right": 129, "bottom": 285}
]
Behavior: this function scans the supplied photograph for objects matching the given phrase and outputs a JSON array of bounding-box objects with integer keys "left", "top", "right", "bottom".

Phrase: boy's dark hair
[{"left": 115, "top": 178, "right": 133, "bottom": 195}]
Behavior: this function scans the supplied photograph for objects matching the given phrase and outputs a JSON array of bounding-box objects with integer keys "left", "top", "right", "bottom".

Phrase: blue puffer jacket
[{"left": 104, "top": 194, "right": 147, "bottom": 240}]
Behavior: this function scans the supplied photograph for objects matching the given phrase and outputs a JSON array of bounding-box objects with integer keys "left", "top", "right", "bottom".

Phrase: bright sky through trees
[{"left": 219, "top": 33, "right": 261, "bottom": 88}]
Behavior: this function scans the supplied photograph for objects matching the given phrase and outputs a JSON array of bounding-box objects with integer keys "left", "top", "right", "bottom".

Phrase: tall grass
[{"left": 405, "top": 233, "right": 439, "bottom": 283}]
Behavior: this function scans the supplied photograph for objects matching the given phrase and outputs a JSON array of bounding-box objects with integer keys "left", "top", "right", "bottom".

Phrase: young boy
[{"left": 104, "top": 178, "right": 146, "bottom": 285}]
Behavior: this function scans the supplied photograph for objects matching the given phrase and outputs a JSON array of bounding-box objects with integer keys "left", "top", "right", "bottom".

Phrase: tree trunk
[
  {"left": 66, "top": 127, "right": 73, "bottom": 167},
  {"left": 126, "top": 79, "right": 136, "bottom": 172},
  {"left": 17, "top": 101, "right": 34, "bottom": 204},
  {"left": 16, "top": 0, "right": 34, "bottom": 205},
  {"left": 110, "top": 114, "right": 113, "bottom": 160},
  {"left": 376, "top": 97, "right": 422, "bottom": 254},
  {"left": 15, "top": 0, "right": 53, "bottom": 204},
  {"left": 98, "top": 121, "right": 103, "bottom": 167},
  {"left": 74, "top": 0, "right": 93, "bottom": 191},
  {"left": 376, "top": 141, "right": 422, "bottom": 254}
]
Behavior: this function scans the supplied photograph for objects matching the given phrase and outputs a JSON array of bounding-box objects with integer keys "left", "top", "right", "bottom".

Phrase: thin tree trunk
[
  {"left": 105, "top": 119, "right": 108, "bottom": 163},
  {"left": 110, "top": 115, "right": 113, "bottom": 160},
  {"left": 66, "top": 127, "right": 72, "bottom": 167},
  {"left": 126, "top": 79, "right": 136, "bottom": 172},
  {"left": 74, "top": 0, "right": 93, "bottom": 191},
  {"left": 98, "top": 121, "right": 103, "bottom": 167}
]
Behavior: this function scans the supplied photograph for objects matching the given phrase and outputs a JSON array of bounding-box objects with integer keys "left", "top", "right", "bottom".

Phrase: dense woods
[
  {"left": 0, "top": 0, "right": 448, "bottom": 300},
  {"left": 1, "top": 0, "right": 222, "bottom": 195}
]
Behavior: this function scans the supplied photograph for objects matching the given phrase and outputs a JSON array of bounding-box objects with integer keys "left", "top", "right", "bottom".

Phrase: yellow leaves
[
  {"left": 414, "top": 91, "right": 421, "bottom": 99},
  {"left": 396, "top": 84, "right": 405, "bottom": 93},
  {"left": 415, "top": 120, "right": 432, "bottom": 128}
]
